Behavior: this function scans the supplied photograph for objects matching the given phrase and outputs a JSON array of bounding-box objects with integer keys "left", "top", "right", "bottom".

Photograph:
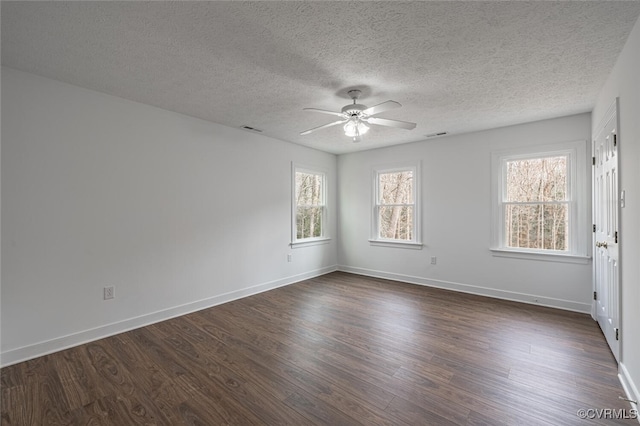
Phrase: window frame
[
  {"left": 369, "top": 162, "right": 422, "bottom": 249},
  {"left": 291, "top": 163, "right": 330, "bottom": 248},
  {"left": 490, "top": 141, "right": 590, "bottom": 263}
]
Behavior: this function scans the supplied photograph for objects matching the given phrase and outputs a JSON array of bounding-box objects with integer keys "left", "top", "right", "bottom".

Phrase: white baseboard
[
  {"left": 338, "top": 265, "right": 591, "bottom": 313},
  {"left": 0, "top": 265, "right": 338, "bottom": 367},
  {"left": 619, "top": 362, "right": 640, "bottom": 423}
]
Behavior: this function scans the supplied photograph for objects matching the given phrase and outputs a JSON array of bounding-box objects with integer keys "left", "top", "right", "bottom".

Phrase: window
[
  {"left": 292, "top": 165, "right": 328, "bottom": 246},
  {"left": 504, "top": 156, "right": 569, "bottom": 250},
  {"left": 491, "top": 141, "right": 588, "bottom": 262},
  {"left": 370, "top": 164, "right": 422, "bottom": 248}
]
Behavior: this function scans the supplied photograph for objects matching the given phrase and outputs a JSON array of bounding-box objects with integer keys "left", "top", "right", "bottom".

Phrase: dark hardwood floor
[{"left": 1, "top": 272, "right": 636, "bottom": 425}]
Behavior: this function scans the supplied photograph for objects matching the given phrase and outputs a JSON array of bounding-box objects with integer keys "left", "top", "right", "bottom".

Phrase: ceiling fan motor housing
[{"left": 342, "top": 104, "right": 367, "bottom": 117}]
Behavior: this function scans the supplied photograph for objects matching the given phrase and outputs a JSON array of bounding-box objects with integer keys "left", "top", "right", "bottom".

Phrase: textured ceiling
[{"left": 3, "top": 2, "right": 640, "bottom": 154}]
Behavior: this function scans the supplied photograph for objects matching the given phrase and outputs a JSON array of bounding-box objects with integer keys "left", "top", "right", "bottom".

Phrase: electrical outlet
[
  {"left": 104, "top": 286, "right": 115, "bottom": 300},
  {"left": 430, "top": 256, "right": 437, "bottom": 265},
  {"left": 287, "top": 254, "right": 292, "bottom": 262}
]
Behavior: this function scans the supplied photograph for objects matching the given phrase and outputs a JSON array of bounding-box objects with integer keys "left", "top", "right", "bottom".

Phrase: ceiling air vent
[
  {"left": 426, "top": 131, "right": 448, "bottom": 138},
  {"left": 240, "top": 125, "right": 263, "bottom": 133}
]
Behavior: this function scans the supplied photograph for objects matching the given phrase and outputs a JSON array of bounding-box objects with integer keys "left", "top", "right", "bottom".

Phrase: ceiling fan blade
[
  {"left": 303, "top": 108, "right": 346, "bottom": 118},
  {"left": 362, "top": 100, "right": 401, "bottom": 116},
  {"left": 300, "top": 119, "right": 347, "bottom": 136},
  {"left": 367, "top": 117, "right": 417, "bottom": 130}
]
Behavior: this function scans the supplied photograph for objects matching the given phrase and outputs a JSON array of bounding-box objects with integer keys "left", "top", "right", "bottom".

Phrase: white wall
[
  {"left": 0, "top": 58, "right": 3, "bottom": 367},
  {"left": 592, "top": 15, "right": 640, "bottom": 411},
  {"left": 338, "top": 113, "right": 592, "bottom": 312},
  {"left": 1, "top": 67, "right": 337, "bottom": 366}
]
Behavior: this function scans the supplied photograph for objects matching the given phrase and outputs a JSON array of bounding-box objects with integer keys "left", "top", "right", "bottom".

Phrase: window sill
[
  {"left": 369, "top": 240, "right": 423, "bottom": 250},
  {"left": 291, "top": 238, "right": 331, "bottom": 249},
  {"left": 490, "top": 248, "right": 591, "bottom": 264}
]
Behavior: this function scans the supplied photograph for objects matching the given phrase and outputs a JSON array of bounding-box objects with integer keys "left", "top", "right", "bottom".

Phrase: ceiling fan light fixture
[{"left": 343, "top": 119, "right": 369, "bottom": 138}]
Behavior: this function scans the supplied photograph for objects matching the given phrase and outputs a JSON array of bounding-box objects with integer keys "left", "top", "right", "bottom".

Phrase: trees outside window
[
  {"left": 371, "top": 164, "right": 421, "bottom": 248},
  {"left": 293, "top": 166, "right": 327, "bottom": 244},
  {"left": 504, "top": 155, "right": 569, "bottom": 251},
  {"left": 378, "top": 170, "right": 414, "bottom": 240}
]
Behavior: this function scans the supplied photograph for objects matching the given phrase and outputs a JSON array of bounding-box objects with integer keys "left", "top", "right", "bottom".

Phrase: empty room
[{"left": 2, "top": 2, "right": 640, "bottom": 425}]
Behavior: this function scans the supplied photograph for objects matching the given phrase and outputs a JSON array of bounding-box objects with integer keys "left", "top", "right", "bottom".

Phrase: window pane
[
  {"left": 294, "top": 169, "right": 324, "bottom": 241},
  {"left": 379, "top": 171, "right": 413, "bottom": 204},
  {"left": 297, "top": 206, "right": 323, "bottom": 239},
  {"left": 379, "top": 206, "right": 413, "bottom": 240},
  {"left": 505, "top": 204, "right": 568, "bottom": 250},
  {"left": 506, "top": 156, "right": 567, "bottom": 202},
  {"left": 296, "top": 172, "right": 323, "bottom": 206}
]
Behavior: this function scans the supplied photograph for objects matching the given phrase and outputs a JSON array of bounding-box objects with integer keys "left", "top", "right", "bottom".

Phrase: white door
[{"left": 593, "top": 99, "right": 620, "bottom": 362}]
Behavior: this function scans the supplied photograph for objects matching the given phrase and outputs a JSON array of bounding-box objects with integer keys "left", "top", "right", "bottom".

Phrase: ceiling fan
[{"left": 300, "top": 89, "right": 417, "bottom": 142}]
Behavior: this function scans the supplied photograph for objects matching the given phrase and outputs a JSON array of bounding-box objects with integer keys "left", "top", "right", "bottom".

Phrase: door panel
[{"left": 593, "top": 99, "right": 620, "bottom": 362}]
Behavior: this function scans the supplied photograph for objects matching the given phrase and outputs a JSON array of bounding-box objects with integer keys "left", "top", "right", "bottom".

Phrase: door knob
[{"left": 596, "top": 241, "right": 608, "bottom": 248}]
